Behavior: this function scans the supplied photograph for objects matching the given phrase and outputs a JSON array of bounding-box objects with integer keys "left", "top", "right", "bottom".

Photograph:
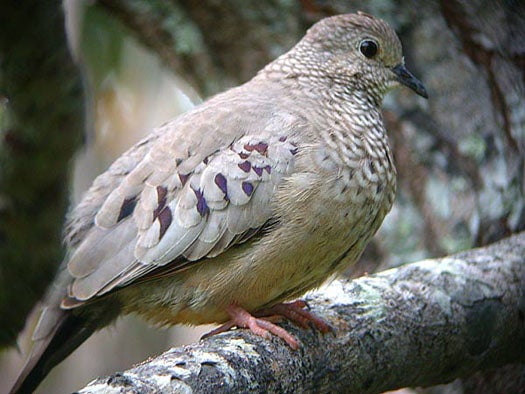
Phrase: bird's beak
[{"left": 391, "top": 64, "right": 428, "bottom": 99}]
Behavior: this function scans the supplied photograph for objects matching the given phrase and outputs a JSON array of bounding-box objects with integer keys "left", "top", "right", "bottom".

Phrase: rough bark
[
  {"left": 79, "top": 232, "right": 525, "bottom": 394},
  {"left": 0, "top": 1, "right": 83, "bottom": 347}
]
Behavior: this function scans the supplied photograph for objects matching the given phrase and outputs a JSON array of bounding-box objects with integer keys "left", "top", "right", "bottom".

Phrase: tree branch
[{"left": 79, "top": 232, "right": 525, "bottom": 393}]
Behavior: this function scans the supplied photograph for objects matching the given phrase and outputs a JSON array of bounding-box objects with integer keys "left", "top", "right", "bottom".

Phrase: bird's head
[{"left": 293, "top": 12, "right": 428, "bottom": 100}]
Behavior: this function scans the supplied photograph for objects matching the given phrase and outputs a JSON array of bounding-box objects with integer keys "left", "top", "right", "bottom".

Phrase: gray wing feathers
[
  {"left": 68, "top": 221, "right": 137, "bottom": 300},
  {"left": 65, "top": 132, "right": 161, "bottom": 247},
  {"left": 64, "top": 99, "right": 299, "bottom": 304}
]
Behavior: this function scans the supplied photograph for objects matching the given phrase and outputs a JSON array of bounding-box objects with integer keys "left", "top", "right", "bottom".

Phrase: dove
[{"left": 10, "top": 11, "right": 427, "bottom": 393}]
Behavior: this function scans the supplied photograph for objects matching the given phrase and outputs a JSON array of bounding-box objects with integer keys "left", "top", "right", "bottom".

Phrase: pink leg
[
  {"left": 202, "top": 301, "right": 331, "bottom": 349},
  {"left": 254, "top": 300, "right": 332, "bottom": 333},
  {"left": 202, "top": 304, "right": 299, "bottom": 349}
]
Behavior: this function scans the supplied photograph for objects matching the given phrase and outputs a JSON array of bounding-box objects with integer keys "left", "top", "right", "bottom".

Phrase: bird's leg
[
  {"left": 202, "top": 301, "right": 331, "bottom": 349},
  {"left": 254, "top": 300, "right": 332, "bottom": 333},
  {"left": 203, "top": 304, "right": 299, "bottom": 349}
]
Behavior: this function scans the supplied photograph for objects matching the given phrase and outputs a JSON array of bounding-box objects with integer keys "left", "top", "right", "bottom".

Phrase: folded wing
[{"left": 64, "top": 131, "right": 297, "bottom": 305}]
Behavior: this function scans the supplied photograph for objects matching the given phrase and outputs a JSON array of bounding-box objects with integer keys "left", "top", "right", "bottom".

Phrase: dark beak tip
[
  {"left": 392, "top": 64, "right": 428, "bottom": 99},
  {"left": 419, "top": 87, "right": 429, "bottom": 99}
]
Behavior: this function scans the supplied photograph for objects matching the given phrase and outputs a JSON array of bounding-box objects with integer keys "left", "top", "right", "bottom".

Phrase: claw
[
  {"left": 202, "top": 301, "right": 331, "bottom": 349},
  {"left": 201, "top": 320, "right": 236, "bottom": 339},
  {"left": 202, "top": 304, "right": 298, "bottom": 349},
  {"left": 255, "top": 300, "right": 332, "bottom": 333}
]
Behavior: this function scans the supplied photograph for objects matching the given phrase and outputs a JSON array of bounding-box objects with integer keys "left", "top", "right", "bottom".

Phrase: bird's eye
[{"left": 359, "top": 39, "right": 378, "bottom": 58}]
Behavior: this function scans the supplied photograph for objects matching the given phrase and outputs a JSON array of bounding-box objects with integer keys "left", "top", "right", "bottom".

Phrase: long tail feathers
[{"left": 9, "top": 312, "right": 97, "bottom": 394}]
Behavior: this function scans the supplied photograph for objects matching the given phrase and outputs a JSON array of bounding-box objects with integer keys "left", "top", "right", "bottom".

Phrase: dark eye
[{"left": 359, "top": 39, "right": 378, "bottom": 58}]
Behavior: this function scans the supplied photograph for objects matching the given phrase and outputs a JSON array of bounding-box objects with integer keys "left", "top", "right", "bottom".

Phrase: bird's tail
[{"left": 9, "top": 310, "right": 98, "bottom": 394}]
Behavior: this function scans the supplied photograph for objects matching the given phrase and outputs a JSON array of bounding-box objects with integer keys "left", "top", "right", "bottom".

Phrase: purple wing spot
[
  {"left": 158, "top": 207, "right": 172, "bottom": 239},
  {"left": 179, "top": 173, "right": 189, "bottom": 186},
  {"left": 242, "top": 181, "right": 254, "bottom": 196},
  {"left": 253, "top": 142, "right": 268, "bottom": 155},
  {"left": 117, "top": 196, "right": 137, "bottom": 222},
  {"left": 238, "top": 161, "right": 251, "bottom": 172},
  {"left": 203, "top": 156, "right": 209, "bottom": 165},
  {"left": 214, "top": 173, "right": 228, "bottom": 196},
  {"left": 264, "top": 165, "right": 272, "bottom": 174},
  {"left": 156, "top": 186, "right": 168, "bottom": 204},
  {"left": 279, "top": 136, "right": 287, "bottom": 142},
  {"left": 290, "top": 147, "right": 298, "bottom": 155},
  {"left": 153, "top": 186, "right": 168, "bottom": 219},
  {"left": 253, "top": 166, "right": 263, "bottom": 176},
  {"left": 244, "top": 142, "right": 268, "bottom": 156},
  {"left": 239, "top": 152, "right": 249, "bottom": 159},
  {"left": 193, "top": 187, "right": 210, "bottom": 217}
]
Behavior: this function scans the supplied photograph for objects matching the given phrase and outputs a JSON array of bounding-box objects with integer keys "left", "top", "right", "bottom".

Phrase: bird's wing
[{"left": 63, "top": 116, "right": 298, "bottom": 305}]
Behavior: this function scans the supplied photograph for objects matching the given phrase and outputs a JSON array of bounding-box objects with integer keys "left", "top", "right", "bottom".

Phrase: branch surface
[{"left": 79, "top": 232, "right": 525, "bottom": 393}]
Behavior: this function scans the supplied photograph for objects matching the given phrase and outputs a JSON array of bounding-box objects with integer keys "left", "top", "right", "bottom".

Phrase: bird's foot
[
  {"left": 202, "top": 304, "right": 299, "bottom": 349},
  {"left": 254, "top": 300, "right": 332, "bottom": 334},
  {"left": 202, "top": 301, "right": 330, "bottom": 349}
]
